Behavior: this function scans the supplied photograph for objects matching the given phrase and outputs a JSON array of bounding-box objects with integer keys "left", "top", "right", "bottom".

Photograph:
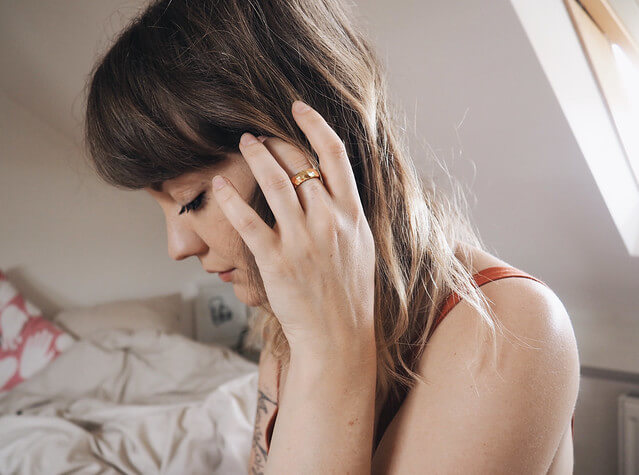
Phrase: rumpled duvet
[{"left": 0, "top": 328, "right": 259, "bottom": 474}]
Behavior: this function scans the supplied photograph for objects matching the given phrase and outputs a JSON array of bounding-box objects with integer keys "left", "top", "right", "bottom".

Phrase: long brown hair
[{"left": 84, "top": 0, "right": 508, "bottom": 407}]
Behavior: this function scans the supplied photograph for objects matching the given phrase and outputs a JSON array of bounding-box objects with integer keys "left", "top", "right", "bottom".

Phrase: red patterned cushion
[{"left": 0, "top": 270, "right": 75, "bottom": 392}]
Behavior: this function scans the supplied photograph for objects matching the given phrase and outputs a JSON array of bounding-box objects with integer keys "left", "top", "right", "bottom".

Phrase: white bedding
[{"left": 0, "top": 328, "right": 259, "bottom": 474}]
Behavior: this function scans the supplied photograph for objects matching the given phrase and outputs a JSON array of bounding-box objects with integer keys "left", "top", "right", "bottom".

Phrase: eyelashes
[{"left": 178, "top": 191, "right": 207, "bottom": 215}]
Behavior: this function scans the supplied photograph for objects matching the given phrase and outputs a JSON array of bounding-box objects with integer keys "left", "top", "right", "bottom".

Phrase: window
[
  {"left": 509, "top": 0, "right": 639, "bottom": 256},
  {"left": 565, "top": 0, "right": 639, "bottom": 187}
]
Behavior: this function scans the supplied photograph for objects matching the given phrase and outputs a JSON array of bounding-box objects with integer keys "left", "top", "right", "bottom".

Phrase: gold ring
[{"left": 291, "top": 168, "right": 321, "bottom": 189}]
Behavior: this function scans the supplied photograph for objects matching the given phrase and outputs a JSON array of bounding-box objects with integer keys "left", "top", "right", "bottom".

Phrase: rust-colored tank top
[{"left": 263, "top": 266, "right": 576, "bottom": 454}]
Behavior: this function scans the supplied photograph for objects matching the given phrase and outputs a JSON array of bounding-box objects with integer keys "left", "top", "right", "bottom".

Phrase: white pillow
[{"left": 52, "top": 293, "right": 193, "bottom": 339}]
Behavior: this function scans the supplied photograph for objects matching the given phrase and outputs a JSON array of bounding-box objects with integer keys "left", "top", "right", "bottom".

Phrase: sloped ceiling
[
  {"left": 1, "top": 0, "right": 638, "bottom": 371},
  {"left": 0, "top": 0, "right": 142, "bottom": 146}
]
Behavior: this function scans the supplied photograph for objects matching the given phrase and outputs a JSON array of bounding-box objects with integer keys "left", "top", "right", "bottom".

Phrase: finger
[
  {"left": 291, "top": 100, "right": 361, "bottom": 211},
  {"left": 257, "top": 135, "right": 331, "bottom": 213},
  {"left": 238, "top": 132, "right": 307, "bottom": 232},
  {"left": 211, "top": 175, "right": 278, "bottom": 261}
]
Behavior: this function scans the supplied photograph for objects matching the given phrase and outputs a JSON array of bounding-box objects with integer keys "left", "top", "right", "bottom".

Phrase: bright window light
[{"left": 611, "top": 43, "right": 639, "bottom": 181}]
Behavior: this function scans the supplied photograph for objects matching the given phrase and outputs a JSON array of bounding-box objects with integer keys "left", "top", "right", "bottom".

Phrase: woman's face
[{"left": 144, "top": 152, "right": 261, "bottom": 306}]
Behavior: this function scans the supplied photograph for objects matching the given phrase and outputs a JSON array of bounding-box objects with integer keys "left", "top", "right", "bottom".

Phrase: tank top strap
[
  {"left": 423, "top": 265, "right": 576, "bottom": 441},
  {"left": 268, "top": 266, "right": 570, "bottom": 455},
  {"left": 429, "top": 266, "right": 549, "bottom": 340},
  {"left": 373, "top": 265, "right": 555, "bottom": 452}
]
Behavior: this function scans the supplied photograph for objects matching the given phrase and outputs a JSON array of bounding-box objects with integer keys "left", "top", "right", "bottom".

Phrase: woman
[{"left": 84, "top": 0, "right": 580, "bottom": 473}]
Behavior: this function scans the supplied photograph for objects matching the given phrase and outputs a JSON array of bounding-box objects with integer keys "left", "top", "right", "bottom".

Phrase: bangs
[{"left": 84, "top": 10, "right": 241, "bottom": 191}]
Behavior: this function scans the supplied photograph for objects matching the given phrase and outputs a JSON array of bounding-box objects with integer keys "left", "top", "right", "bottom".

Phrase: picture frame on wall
[{"left": 183, "top": 279, "right": 249, "bottom": 350}]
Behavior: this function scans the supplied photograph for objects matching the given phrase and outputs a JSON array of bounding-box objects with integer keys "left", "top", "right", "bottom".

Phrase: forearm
[{"left": 264, "top": 343, "right": 377, "bottom": 474}]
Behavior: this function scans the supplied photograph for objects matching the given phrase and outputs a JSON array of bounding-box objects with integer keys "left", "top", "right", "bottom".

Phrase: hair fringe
[{"left": 84, "top": 0, "right": 515, "bottom": 414}]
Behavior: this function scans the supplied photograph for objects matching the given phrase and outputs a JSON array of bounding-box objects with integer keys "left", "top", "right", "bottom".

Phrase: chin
[{"left": 232, "top": 282, "right": 262, "bottom": 307}]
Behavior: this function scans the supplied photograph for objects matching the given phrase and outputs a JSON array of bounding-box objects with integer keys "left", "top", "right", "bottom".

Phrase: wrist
[
  {"left": 267, "top": 333, "right": 377, "bottom": 475},
  {"left": 288, "top": 337, "right": 377, "bottom": 382}
]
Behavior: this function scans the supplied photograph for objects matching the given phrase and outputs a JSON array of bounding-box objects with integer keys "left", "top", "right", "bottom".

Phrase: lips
[
  {"left": 206, "top": 268, "right": 235, "bottom": 274},
  {"left": 218, "top": 268, "right": 235, "bottom": 282}
]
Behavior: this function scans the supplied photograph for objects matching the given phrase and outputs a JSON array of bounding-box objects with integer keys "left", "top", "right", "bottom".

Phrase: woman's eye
[{"left": 179, "top": 192, "right": 207, "bottom": 215}]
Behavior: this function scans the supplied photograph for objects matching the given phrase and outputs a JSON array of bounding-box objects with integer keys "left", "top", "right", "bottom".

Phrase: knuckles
[
  {"left": 269, "top": 208, "right": 375, "bottom": 282},
  {"left": 326, "top": 139, "right": 349, "bottom": 160},
  {"left": 314, "top": 212, "right": 340, "bottom": 236},
  {"left": 264, "top": 173, "right": 294, "bottom": 193},
  {"left": 237, "top": 213, "right": 260, "bottom": 233}
]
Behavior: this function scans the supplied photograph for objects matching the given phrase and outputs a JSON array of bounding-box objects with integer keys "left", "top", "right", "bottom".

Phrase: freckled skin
[
  {"left": 146, "top": 152, "right": 278, "bottom": 471},
  {"left": 144, "top": 152, "right": 263, "bottom": 307}
]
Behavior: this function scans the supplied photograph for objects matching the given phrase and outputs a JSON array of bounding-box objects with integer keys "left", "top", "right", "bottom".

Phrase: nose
[{"left": 166, "top": 217, "right": 207, "bottom": 261}]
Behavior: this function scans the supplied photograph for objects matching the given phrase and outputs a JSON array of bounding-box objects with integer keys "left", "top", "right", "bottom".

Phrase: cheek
[
  {"left": 202, "top": 174, "right": 258, "bottom": 250},
  {"left": 198, "top": 201, "right": 240, "bottom": 246}
]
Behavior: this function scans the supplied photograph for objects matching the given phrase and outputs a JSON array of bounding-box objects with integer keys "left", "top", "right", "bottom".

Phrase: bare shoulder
[
  {"left": 372, "top": 244, "right": 580, "bottom": 474},
  {"left": 422, "top": 252, "right": 580, "bottom": 380},
  {"left": 450, "top": 242, "right": 579, "bottom": 358},
  {"left": 439, "top": 242, "right": 580, "bottom": 389}
]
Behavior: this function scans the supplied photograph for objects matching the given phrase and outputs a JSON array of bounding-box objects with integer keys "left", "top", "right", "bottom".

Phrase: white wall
[
  {"left": 353, "top": 0, "right": 639, "bottom": 373},
  {"left": 575, "top": 372, "right": 639, "bottom": 475},
  {"left": 1, "top": 0, "right": 639, "bottom": 470},
  {"left": 0, "top": 91, "right": 217, "bottom": 318},
  {"left": 351, "top": 2, "right": 639, "bottom": 471}
]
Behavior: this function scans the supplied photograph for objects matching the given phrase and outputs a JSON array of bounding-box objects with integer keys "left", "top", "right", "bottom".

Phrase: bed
[{"left": 0, "top": 275, "right": 260, "bottom": 474}]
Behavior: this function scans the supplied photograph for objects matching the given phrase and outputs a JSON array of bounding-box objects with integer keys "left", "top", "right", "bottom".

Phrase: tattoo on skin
[{"left": 250, "top": 388, "right": 278, "bottom": 475}]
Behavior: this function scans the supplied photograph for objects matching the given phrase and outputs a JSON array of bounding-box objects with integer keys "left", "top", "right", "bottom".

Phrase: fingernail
[
  {"left": 293, "top": 100, "right": 311, "bottom": 113},
  {"left": 213, "top": 175, "right": 226, "bottom": 190},
  {"left": 240, "top": 132, "right": 258, "bottom": 146}
]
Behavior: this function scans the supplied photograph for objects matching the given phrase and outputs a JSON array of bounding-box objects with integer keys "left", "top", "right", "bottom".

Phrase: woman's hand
[{"left": 211, "top": 100, "right": 376, "bottom": 359}]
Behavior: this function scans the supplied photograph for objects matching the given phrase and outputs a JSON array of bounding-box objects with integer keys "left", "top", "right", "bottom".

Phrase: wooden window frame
[
  {"left": 510, "top": 0, "right": 639, "bottom": 255},
  {"left": 564, "top": 0, "right": 639, "bottom": 186}
]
